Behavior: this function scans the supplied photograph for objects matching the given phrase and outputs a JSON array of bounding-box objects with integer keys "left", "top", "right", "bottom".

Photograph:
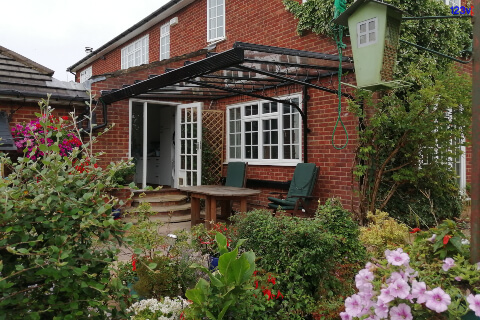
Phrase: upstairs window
[
  {"left": 207, "top": 0, "right": 225, "bottom": 42},
  {"left": 442, "top": 0, "right": 460, "bottom": 6},
  {"left": 160, "top": 23, "right": 170, "bottom": 60},
  {"left": 79, "top": 66, "right": 92, "bottom": 83},
  {"left": 121, "top": 35, "right": 149, "bottom": 69}
]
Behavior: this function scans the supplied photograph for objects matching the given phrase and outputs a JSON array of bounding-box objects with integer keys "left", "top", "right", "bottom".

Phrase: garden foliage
[
  {"left": 230, "top": 199, "right": 367, "bottom": 319},
  {"left": 283, "top": 0, "right": 472, "bottom": 223},
  {"left": 359, "top": 210, "right": 410, "bottom": 259},
  {"left": 0, "top": 97, "right": 132, "bottom": 319}
]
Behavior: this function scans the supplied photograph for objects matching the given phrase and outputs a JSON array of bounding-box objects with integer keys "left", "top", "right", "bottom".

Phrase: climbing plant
[
  {"left": 283, "top": 0, "right": 472, "bottom": 77},
  {"left": 283, "top": 0, "right": 473, "bottom": 223}
]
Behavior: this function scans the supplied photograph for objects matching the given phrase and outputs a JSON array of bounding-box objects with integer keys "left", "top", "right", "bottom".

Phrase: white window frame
[
  {"left": 160, "top": 23, "right": 170, "bottom": 61},
  {"left": 443, "top": 0, "right": 460, "bottom": 6},
  {"left": 207, "top": 0, "right": 225, "bottom": 42},
  {"left": 226, "top": 94, "right": 302, "bottom": 166},
  {"left": 79, "top": 66, "right": 92, "bottom": 83},
  {"left": 121, "top": 35, "right": 149, "bottom": 69},
  {"left": 357, "top": 17, "right": 378, "bottom": 48}
]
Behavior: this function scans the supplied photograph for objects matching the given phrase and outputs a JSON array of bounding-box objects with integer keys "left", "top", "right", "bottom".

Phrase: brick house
[{"left": 2, "top": 0, "right": 470, "bottom": 213}]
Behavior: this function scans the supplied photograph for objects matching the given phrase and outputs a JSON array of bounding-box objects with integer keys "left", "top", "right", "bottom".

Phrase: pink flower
[
  {"left": 374, "top": 302, "right": 389, "bottom": 318},
  {"left": 425, "top": 287, "right": 451, "bottom": 313},
  {"left": 385, "top": 248, "right": 410, "bottom": 266},
  {"left": 339, "top": 312, "right": 352, "bottom": 320},
  {"left": 411, "top": 280, "right": 427, "bottom": 304},
  {"left": 344, "top": 294, "right": 364, "bottom": 317},
  {"left": 389, "top": 303, "right": 413, "bottom": 320},
  {"left": 388, "top": 278, "right": 410, "bottom": 299},
  {"left": 355, "top": 269, "right": 374, "bottom": 289},
  {"left": 442, "top": 257, "right": 455, "bottom": 271},
  {"left": 467, "top": 294, "right": 480, "bottom": 316},
  {"left": 378, "top": 287, "right": 395, "bottom": 304}
]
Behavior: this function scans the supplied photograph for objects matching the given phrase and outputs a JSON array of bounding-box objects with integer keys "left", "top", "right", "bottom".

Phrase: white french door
[{"left": 175, "top": 103, "right": 202, "bottom": 187}]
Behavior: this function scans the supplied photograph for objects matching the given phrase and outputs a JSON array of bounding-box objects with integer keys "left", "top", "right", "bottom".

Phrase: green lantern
[{"left": 334, "top": 0, "right": 404, "bottom": 91}]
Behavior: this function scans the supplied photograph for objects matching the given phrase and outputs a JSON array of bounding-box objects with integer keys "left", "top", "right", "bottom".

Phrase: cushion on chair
[{"left": 267, "top": 197, "right": 296, "bottom": 206}]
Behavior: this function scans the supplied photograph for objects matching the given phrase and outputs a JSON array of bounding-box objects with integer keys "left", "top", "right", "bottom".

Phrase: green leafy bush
[
  {"left": 382, "top": 168, "right": 463, "bottom": 227},
  {"left": 230, "top": 199, "right": 367, "bottom": 319},
  {"left": 0, "top": 97, "right": 132, "bottom": 319},
  {"left": 359, "top": 210, "right": 411, "bottom": 258}
]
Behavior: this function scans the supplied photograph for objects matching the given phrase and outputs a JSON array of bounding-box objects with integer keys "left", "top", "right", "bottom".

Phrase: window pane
[
  {"left": 368, "top": 20, "right": 375, "bottom": 31},
  {"left": 369, "top": 32, "right": 376, "bottom": 42},
  {"left": 360, "top": 35, "right": 366, "bottom": 44},
  {"left": 359, "top": 22, "right": 366, "bottom": 33}
]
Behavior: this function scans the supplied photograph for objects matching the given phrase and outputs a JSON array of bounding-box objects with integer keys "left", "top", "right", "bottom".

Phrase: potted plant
[{"left": 190, "top": 222, "right": 234, "bottom": 270}]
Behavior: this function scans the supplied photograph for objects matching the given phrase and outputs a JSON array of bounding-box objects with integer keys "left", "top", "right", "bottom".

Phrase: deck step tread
[
  {"left": 123, "top": 213, "right": 191, "bottom": 223},
  {"left": 124, "top": 203, "right": 191, "bottom": 214},
  {"left": 132, "top": 194, "right": 187, "bottom": 203}
]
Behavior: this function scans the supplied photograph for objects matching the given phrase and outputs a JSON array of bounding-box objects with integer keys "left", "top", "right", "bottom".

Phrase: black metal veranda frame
[{"left": 99, "top": 42, "right": 355, "bottom": 162}]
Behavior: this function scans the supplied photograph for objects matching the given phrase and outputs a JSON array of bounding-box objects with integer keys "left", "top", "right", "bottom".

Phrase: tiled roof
[{"left": 0, "top": 46, "right": 89, "bottom": 104}]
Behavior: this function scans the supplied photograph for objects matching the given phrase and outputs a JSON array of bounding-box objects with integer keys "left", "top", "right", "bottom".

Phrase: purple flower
[
  {"left": 442, "top": 257, "right": 455, "bottom": 271},
  {"left": 345, "top": 294, "right": 364, "bottom": 317},
  {"left": 385, "top": 248, "right": 410, "bottom": 266},
  {"left": 339, "top": 312, "right": 352, "bottom": 320},
  {"left": 411, "top": 280, "right": 427, "bottom": 304},
  {"left": 389, "top": 303, "right": 413, "bottom": 320},
  {"left": 427, "top": 234, "right": 437, "bottom": 243},
  {"left": 388, "top": 278, "right": 410, "bottom": 299},
  {"left": 356, "top": 269, "right": 374, "bottom": 289},
  {"left": 425, "top": 287, "right": 451, "bottom": 313},
  {"left": 378, "top": 287, "right": 395, "bottom": 304},
  {"left": 374, "top": 302, "right": 389, "bottom": 318},
  {"left": 467, "top": 294, "right": 480, "bottom": 316}
]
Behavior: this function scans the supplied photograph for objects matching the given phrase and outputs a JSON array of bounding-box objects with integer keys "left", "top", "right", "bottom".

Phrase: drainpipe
[
  {"left": 303, "top": 85, "right": 309, "bottom": 163},
  {"left": 92, "top": 98, "right": 108, "bottom": 131}
]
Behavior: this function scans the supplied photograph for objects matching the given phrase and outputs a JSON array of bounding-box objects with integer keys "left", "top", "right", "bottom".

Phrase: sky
[{"left": 1, "top": 0, "right": 170, "bottom": 82}]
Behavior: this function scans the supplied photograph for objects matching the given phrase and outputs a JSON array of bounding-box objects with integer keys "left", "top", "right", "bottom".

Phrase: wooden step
[
  {"left": 124, "top": 202, "right": 191, "bottom": 216},
  {"left": 132, "top": 194, "right": 188, "bottom": 205},
  {"left": 123, "top": 212, "right": 192, "bottom": 224}
]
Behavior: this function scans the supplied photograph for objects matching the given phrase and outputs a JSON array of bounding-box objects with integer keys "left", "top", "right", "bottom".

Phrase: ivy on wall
[{"left": 283, "top": 0, "right": 472, "bottom": 74}]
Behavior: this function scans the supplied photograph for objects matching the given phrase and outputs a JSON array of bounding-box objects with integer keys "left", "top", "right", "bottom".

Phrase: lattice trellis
[{"left": 202, "top": 110, "right": 224, "bottom": 185}]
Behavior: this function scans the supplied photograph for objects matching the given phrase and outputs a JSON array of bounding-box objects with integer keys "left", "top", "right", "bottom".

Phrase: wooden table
[{"left": 179, "top": 185, "right": 261, "bottom": 229}]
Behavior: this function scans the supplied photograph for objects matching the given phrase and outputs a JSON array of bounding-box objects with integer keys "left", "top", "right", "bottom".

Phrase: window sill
[
  {"left": 225, "top": 160, "right": 301, "bottom": 166},
  {"left": 207, "top": 37, "right": 226, "bottom": 47}
]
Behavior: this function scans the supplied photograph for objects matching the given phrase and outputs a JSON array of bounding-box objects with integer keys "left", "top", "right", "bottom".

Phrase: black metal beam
[
  {"left": 236, "top": 65, "right": 354, "bottom": 99},
  {"left": 186, "top": 79, "right": 305, "bottom": 118},
  {"left": 233, "top": 42, "right": 353, "bottom": 63},
  {"left": 100, "top": 47, "right": 245, "bottom": 104}
]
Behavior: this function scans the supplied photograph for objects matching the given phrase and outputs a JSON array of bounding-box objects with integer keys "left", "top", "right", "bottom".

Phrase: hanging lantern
[{"left": 334, "top": 0, "right": 404, "bottom": 91}]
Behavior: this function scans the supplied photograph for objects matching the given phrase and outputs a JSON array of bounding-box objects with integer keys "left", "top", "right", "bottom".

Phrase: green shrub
[
  {"left": 359, "top": 210, "right": 411, "bottom": 258},
  {"left": 0, "top": 97, "right": 132, "bottom": 319},
  {"left": 230, "top": 199, "right": 367, "bottom": 319},
  {"left": 382, "top": 168, "right": 463, "bottom": 227}
]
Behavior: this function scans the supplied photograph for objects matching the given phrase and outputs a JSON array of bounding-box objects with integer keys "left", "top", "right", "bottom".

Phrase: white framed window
[
  {"left": 79, "top": 66, "right": 92, "bottom": 83},
  {"left": 160, "top": 23, "right": 170, "bottom": 60},
  {"left": 443, "top": 0, "right": 460, "bottom": 6},
  {"left": 226, "top": 95, "right": 302, "bottom": 165},
  {"left": 207, "top": 0, "right": 225, "bottom": 42},
  {"left": 121, "top": 35, "right": 149, "bottom": 69},
  {"left": 357, "top": 17, "right": 378, "bottom": 48}
]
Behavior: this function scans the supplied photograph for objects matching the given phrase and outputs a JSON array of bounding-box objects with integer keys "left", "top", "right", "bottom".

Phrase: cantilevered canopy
[{"left": 100, "top": 42, "right": 354, "bottom": 111}]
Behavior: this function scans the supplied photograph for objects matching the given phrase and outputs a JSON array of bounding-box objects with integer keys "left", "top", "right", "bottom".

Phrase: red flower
[
  {"left": 276, "top": 290, "right": 283, "bottom": 299},
  {"left": 262, "top": 289, "right": 273, "bottom": 300},
  {"left": 255, "top": 280, "right": 259, "bottom": 289},
  {"left": 132, "top": 255, "right": 137, "bottom": 271},
  {"left": 409, "top": 228, "right": 421, "bottom": 234},
  {"left": 443, "top": 235, "right": 453, "bottom": 245},
  {"left": 267, "top": 275, "right": 276, "bottom": 285},
  {"left": 61, "top": 116, "right": 69, "bottom": 120}
]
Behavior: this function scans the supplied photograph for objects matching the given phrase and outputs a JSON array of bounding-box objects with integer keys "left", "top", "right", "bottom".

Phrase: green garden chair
[
  {"left": 267, "top": 163, "right": 318, "bottom": 216},
  {"left": 224, "top": 161, "right": 248, "bottom": 188},
  {"left": 219, "top": 162, "right": 248, "bottom": 217}
]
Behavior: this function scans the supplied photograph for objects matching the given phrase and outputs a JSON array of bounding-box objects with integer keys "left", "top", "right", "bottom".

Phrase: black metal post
[{"left": 472, "top": 0, "right": 480, "bottom": 263}]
